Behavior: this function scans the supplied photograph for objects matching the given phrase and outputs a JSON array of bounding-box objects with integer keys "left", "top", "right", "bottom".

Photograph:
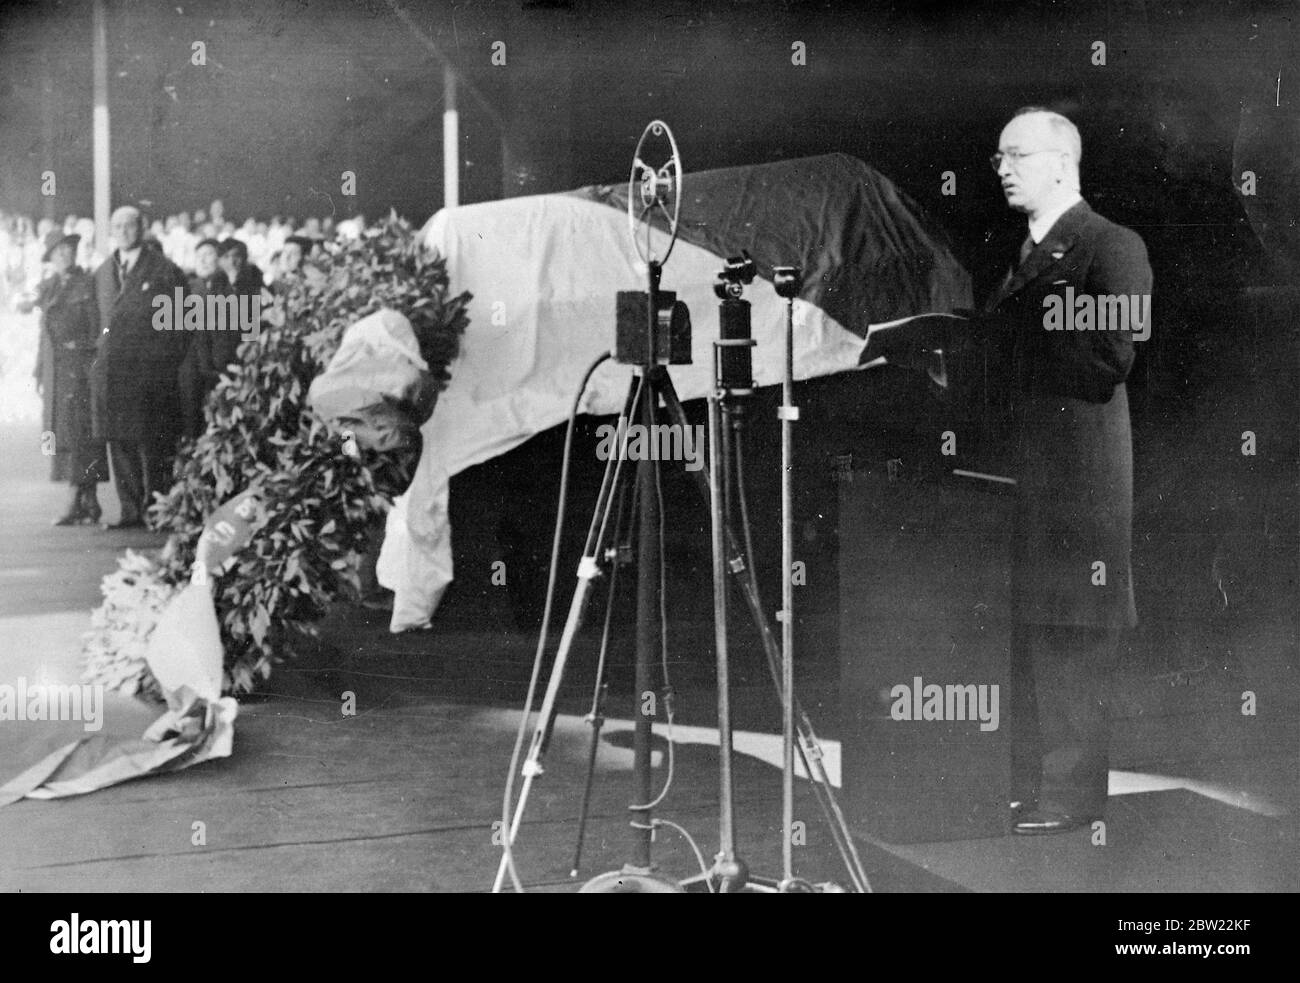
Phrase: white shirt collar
[
  {"left": 118, "top": 246, "right": 142, "bottom": 272},
  {"left": 1028, "top": 192, "right": 1083, "bottom": 244}
]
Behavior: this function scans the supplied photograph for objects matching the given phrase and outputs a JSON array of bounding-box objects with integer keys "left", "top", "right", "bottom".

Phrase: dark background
[{"left": 1, "top": 0, "right": 1295, "bottom": 286}]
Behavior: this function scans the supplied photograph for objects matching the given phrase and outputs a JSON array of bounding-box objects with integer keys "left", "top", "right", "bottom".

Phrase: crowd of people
[
  {"left": 3, "top": 201, "right": 365, "bottom": 528},
  {"left": 3, "top": 201, "right": 366, "bottom": 297}
]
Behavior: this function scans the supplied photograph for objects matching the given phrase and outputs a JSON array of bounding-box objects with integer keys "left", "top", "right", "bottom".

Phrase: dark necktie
[
  {"left": 997, "top": 234, "right": 1034, "bottom": 289},
  {"left": 1018, "top": 233, "right": 1035, "bottom": 266}
]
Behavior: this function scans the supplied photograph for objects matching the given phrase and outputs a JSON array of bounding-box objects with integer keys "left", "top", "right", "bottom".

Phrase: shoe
[
  {"left": 103, "top": 517, "right": 146, "bottom": 530},
  {"left": 1013, "top": 808, "right": 1095, "bottom": 835},
  {"left": 79, "top": 488, "right": 102, "bottom": 525},
  {"left": 53, "top": 487, "right": 89, "bottom": 526},
  {"left": 359, "top": 590, "right": 394, "bottom": 612},
  {"left": 393, "top": 621, "right": 434, "bottom": 635}
]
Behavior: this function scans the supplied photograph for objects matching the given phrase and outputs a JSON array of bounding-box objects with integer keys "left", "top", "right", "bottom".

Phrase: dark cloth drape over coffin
[{"left": 572, "top": 151, "right": 971, "bottom": 336}]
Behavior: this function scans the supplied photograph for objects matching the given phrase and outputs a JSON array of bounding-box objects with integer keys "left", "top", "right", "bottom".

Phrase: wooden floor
[
  {"left": 2, "top": 677, "right": 1295, "bottom": 893},
  {"left": 0, "top": 688, "right": 873, "bottom": 892}
]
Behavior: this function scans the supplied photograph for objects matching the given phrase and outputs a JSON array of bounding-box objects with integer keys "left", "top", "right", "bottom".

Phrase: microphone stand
[{"left": 773, "top": 266, "right": 805, "bottom": 891}]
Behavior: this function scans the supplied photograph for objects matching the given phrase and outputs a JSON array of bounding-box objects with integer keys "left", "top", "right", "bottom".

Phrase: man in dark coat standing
[
  {"left": 978, "top": 108, "right": 1151, "bottom": 834},
  {"left": 91, "top": 205, "right": 189, "bottom": 528}
]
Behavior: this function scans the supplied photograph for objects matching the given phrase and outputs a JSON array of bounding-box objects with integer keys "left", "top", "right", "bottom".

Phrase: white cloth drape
[{"left": 379, "top": 194, "right": 867, "bottom": 631}]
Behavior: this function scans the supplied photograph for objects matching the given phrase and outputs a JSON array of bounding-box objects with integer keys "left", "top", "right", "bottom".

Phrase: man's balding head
[
  {"left": 1012, "top": 108, "right": 1082, "bottom": 169},
  {"left": 110, "top": 206, "right": 143, "bottom": 252},
  {"left": 995, "top": 108, "right": 1083, "bottom": 216}
]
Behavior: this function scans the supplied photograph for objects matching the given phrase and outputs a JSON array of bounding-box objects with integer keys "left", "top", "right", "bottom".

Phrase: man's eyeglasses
[{"left": 989, "top": 149, "right": 1063, "bottom": 172}]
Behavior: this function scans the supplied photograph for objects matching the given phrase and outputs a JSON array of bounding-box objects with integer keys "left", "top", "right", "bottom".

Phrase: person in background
[
  {"left": 217, "top": 237, "right": 264, "bottom": 298},
  {"left": 19, "top": 233, "right": 108, "bottom": 524},
  {"left": 26, "top": 219, "right": 54, "bottom": 286},
  {"left": 266, "top": 214, "right": 289, "bottom": 258},
  {"left": 239, "top": 217, "right": 267, "bottom": 270},
  {"left": 74, "top": 218, "right": 103, "bottom": 273},
  {"left": 276, "top": 235, "right": 311, "bottom": 281},
  {"left": 176, "top": 237, "right": 237, "bottom": 440},
  {"left": 90, "top": 205, "right": 189, "bottom": 529},
  {"left": 0, "top": 214, "right": 21, "bottom": 306},
  {"left": 167, "top": 212, "right": 197, "bottom": 273}
]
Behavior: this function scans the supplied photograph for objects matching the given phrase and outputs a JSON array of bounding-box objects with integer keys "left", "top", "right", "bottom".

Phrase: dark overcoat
[
  {"left": 177, "top": 269, "right": 241, "bottom": 439},
  {"left": 980, "top": 200, "right": 1150, "bottom": 629},
  {"left": 90, "top": 244, "right": 189, "bottom": 442},
  {"left": 33, "top": 267, "right": 108, "bottom": 483}
]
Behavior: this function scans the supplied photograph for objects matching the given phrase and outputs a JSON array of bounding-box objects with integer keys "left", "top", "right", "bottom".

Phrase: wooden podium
[{"left": 837, "top": 463, "right": 1014, "bottom": 843}]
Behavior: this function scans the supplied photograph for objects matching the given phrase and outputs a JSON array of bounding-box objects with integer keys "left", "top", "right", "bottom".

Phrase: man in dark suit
[
  {"left": 979, "top": 108, "right": 1151, "bottom": 834},
  {"left": 91, "top": 205, "right": 189, "bottom": 528}
]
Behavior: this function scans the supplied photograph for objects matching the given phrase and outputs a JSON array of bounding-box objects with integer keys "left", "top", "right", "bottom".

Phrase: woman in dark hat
[{"left": 19, "top": 233, "right": 108, "bottom": 524}]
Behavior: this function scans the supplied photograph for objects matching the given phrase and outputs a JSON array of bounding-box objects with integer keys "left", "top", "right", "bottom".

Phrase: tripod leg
[
  {"left": 492, "top": 552, "right": 605, "bottom": 892},
  {"left": 656, "top": 373, "right": 872, "bottom": 892},
  {"left": 570, "top": 680, "right": 608, "bottom": 877},
  {"left": 493, "top": 376, "right": 642, "bottom": 893},
  {"left": 570, "top": 480, "right": 633, "bottom": 876}
]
